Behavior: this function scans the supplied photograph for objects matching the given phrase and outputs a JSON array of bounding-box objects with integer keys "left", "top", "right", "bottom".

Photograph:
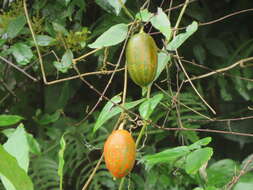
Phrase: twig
[
  {"left": 164, "top": 0, "right": 198, "bottom": 13},
  {"left": 225, "top": 155, "right": 253, "bottom": 190},
  {"left": 81, "top": 155, "right": 104, "bottom": 190},
  {"left": 46, "top": 68, "right": 124, "bottom": 85},
  {"left": 185, "top": 57, "right": 253, "bottom": 82},
  {"left": 175, "top": 51, "right": 216, "bottom": 114},
  {"left": 23, "top": 0, "right": 47, "bottom": 83},
  {"left": 155, "top": 83, "right": 213, "bottom": 121},
  {"left": 0, "top": 56, "right": 37, "bottom": 81},
  {"left": 0, "top": 79, "right": 16, "bottom": 97},
  {"left": 157, "top": 126, "right": 253, "bottom": 137},
  {"left": 73, "top": 48, "right": 102, "bottom": 62},
  {"left": 199, "top": 8, "right": 253, "bottom": 27}
]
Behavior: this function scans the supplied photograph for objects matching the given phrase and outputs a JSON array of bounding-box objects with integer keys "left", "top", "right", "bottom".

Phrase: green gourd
[{"left": 126, "top": 31, "right": 158, "bottom": 87}]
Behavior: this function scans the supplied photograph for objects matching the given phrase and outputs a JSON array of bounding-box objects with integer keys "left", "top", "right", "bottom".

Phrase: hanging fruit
[
  {"left": 126, "top": 30, "right": 158, "bottom": 87},
  {"left": 104, "top": 129, "right": 136, "bottom": 178}
]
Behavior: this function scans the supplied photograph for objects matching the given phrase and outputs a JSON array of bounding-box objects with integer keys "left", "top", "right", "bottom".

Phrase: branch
[
  {"left": 185, "top": 57, "right": 253, "bottom": 82},
  {"left": 0, "top": 56, "right": 37, "bottom": 81}
]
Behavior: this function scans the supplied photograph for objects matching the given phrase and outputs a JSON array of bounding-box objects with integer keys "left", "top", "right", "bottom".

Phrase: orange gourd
[{"left": 103, "top": 129, "right": 136, "bottom": 178}]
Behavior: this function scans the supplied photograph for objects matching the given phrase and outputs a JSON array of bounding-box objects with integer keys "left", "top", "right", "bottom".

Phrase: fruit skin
[
  {"left": 126, "top": 31, "right": 158, "bottom": 87},
  {"left": 104, "top": 129, "right": 136, "bottom": 178}
]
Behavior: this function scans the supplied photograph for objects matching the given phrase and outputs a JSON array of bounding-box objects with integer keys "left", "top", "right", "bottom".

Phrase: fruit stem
[
  {"left": 139, "top": 26, "right": 144, "bottom": 34},
  {"left": 119, "top": 177, "right": 125, "bottom": 190},
  {"left": 135, "top": 85, "right": 151, "bottom": 147}
]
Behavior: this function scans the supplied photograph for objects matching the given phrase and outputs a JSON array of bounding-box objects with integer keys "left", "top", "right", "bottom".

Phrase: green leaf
[
  {"left": 0, "top": 124, "right": 32, "bottom": 190},
  {"left": 10, "top": 43, "right": 33, "bottom": 65},
  {"left": 93, "top": 95, "right": 145, "bottom": 133},
  {"left": 136, "top": 9, "right": 154, "bottom": 22},
  {"left": 36, "top": 110, "right": 61, "bottom": 125},
  {"left": 0, "top": 39, "right": 6, "bottom": 47},
  {"left": 35, "top": 35, "right": 56, "bottom": 46},
  {"left": 217, "top": 77, "right": 232, "bottom": 101},
  {"left": 193, "top": 44, "right": 206, "bottom": 64},
  {"left": 52, "top": 22, "right": 68, "bottom": 35},
  {"left": 154, "top": 51, "right": 171, "bottom": 80},
  {"left": 7, "top": 15, "right": 26, "bottom": 39},
  {"left": 95, "top": 0, "right": 115, "bottom": 14},
  {"left": 139, "top": 93, "right": 163, "bottom": 120},
  {"left": 185, "top": 147, "right": 213, "bottom": 174},
  {"left": 207, "top": 159, "right": 237, "bottom": 187},
  {"left": 26, "top": 133, "right": 41, "bottom": 155},
  {"left": 188, "top": 137, "right": 212, "bottom": 150},
  {"left": 167, "top": 21, "right": 198, "bottom": 51},
  {"left": 0, "top": 144, "right": 33, "bottom": 190},
  {"left": 151, "top": 8, "right": 171, "bottom": 40},
  {"left": 140, "top": 146, "right": 190, "bottom": 170},
  {"left": 93, "top": 95, "right": 121, "bottom": 133},
  {"left": 0, "top": 115, "right": 24, "bottom": 127},
  {"left": 107, "top": 0, "right": 126, "bottom": 15},
  {"left": 65, "top": 0, "right": 71, "bottom": 5},
  {"left": 53, "top": 49, "right": 73, "bottom": 73},
  {"left": 88, "top": 23, "right": 128, "bottom": 49},
  {"left": 205, "top": 38, "right": 228, "bottom": 58},
  {"left": 58, "top": 134, "right": 66, "bottom": 190}
]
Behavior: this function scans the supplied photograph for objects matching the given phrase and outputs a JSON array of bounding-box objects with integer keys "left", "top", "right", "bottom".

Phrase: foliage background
[{"left": 0, "top": 0, "right": 253, "bottom": 190}]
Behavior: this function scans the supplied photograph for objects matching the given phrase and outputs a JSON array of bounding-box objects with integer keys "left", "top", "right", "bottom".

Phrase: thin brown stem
[{"left": 0, "top": 56, "right": 37, "bottom": 81}]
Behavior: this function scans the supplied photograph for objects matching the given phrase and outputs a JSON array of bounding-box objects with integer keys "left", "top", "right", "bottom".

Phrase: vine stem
[
  {"left": 118, "top": 86, "right": 151, "bottom": 190},
  {"left": 174, "top": 0, "right": 191, "bottom": 32},
  {"left": 23, "top": 0, "right": 47, "bottom": 84}
]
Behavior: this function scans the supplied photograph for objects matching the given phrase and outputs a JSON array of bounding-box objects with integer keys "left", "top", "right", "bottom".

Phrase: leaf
[
  {"left": 185, "top": 147, "right": 213, "bottom": 174},
  {"left": 52, "top": 22, "right": 68, "bottom": 35},
  {"left": 0, "top": 115, "right": 24, "bottom": 127},
  {"left": 58, "top": 134, "right": 66, "bottom": 190},
  {"left": 36, "top": 110, "right": 61, "bottom": 125},
  {"left": 93, "top": 95, "right": 121, "bottom": 133},
  {"left": 188, "top": 137, "right": 212, "bottom": 150},
  {"left": 7, "top": 15, "right": 26, "bottom": 39},
  {"left": 205, "top": 38, "right": 228, "bottom": 58},
  {"left": 26, "top": 133, "right": 41, "bottom": 155},
  {"left": 95, "top": 0, "right": 115, "bottom": 14},
  {"left": 65, "top": 0, "right": 71, "bottom": 5},
  {"left": 139, "top": 93, "right": 163, "bottom": 120},
  {"left": 0, "top": 39, "right": 6, "bottom": 47},
  {"left": 151, "top": 8, "right": 171, "bottom": 40},
  {"left": 93, "top": 96, "right": 145, "bottom": 133},
  {"left": 136, "top": 9, "right": 154, "bottom": 22},
  {"left": 107, "top": 0, "right": 126, "bottom": 15},
  {"left": 217, "top": 77, "right": 232, "bottom": 101},
  {"left": 207, "top": 159, "right": 237, "bottom": 187},
  {"left": 88, "top": 23, "right": 128, "bottom": 49},
  {"left": 154, "top": 51, "right": 171, "bottom": 80},
  {"left": 0, "top": 144, "right": 33, "bottom": 190},
  {"left": 140, "top": 146, "right": 190, "bottom": 170},
  {"left": 10, "top": 43, "right": 33, "bottom": 65},
  {"left": 0, "top": 124, "right": 32, "bottom": 190},
  {"left": 35, "top": 35, "right": 56, "bottom": 46},
  {"left": 53, "top": 49, "right": 73, "bottom": 73},
  {"left": 167, "top": 21, "right": 198, "bottom": 51},
  {"left": 193, "top": 44, "right": 206, "bottom": 64}
]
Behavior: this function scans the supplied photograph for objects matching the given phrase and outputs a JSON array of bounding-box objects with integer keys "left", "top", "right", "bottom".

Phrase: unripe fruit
[
  {"left": 104, "top": 129, "right": 136, "bottom": 178},
  {"left": 126, "top": 31, "right": 158, "bottom": 87}
]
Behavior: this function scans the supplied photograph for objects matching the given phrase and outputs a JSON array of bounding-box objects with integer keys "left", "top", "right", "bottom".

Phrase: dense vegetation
[{"left": 0, "top": 0, "right": 253, "bottom": 190}]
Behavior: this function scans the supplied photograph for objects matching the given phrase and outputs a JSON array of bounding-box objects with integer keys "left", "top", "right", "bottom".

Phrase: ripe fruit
[
  {"left": 126, "top": 31, "right": 158, "bottom": 87},
  {"left": 104, "top": 129, "right": 136, "bottom": 178}
]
